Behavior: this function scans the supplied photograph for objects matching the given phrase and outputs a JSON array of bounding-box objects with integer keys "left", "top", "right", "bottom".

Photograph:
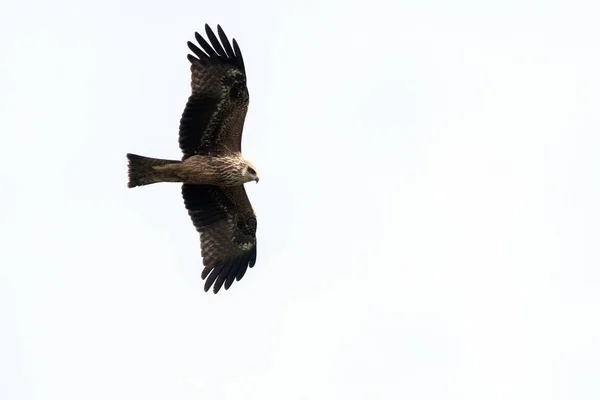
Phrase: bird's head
[{"left": 242, "top": 161, "right": 260, "bottom": 183}]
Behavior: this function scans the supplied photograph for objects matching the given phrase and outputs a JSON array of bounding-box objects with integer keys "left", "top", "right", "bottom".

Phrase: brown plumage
[{"left": 126, "top": 24, "right": 259, "bottom": 294}]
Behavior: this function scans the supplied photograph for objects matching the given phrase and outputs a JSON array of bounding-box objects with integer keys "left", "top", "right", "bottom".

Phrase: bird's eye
[{"left": 247, "top": 167, "right": 256, "bottom": 176}]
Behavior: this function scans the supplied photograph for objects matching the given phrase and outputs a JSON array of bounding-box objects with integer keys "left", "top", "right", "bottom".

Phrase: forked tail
[{"left": 126, "top": 153, "right": 180, "bottom": 188}]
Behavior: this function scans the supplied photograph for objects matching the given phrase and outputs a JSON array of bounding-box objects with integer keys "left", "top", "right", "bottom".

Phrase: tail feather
[{"left": 126, "top": 153, "right": 180, "bottom": 188}]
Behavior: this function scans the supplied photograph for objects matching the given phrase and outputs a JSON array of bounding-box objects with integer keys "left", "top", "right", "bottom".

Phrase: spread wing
[
  {"left": 182, "top": 184, "right": 257, "bottom": 293},
  {"left": 179, "top": 24, "right": 249, "bottom": 158}
]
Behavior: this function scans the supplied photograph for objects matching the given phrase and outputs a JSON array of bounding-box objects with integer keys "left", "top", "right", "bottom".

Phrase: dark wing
[
  {"left": 182, "top": 184, "right": 257, "bottom": 293},
  {"left": 179, "top": 24, "right": 249, "bottom": 158}
]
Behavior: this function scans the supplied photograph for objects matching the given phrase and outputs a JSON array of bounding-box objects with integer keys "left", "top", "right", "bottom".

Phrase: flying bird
[{"left": 126, "top": 24, "right": 258, "bottom": 294}]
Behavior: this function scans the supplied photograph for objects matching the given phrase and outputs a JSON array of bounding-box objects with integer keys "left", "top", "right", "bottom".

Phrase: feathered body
[
  {"left": 126, "top": 24, "right": 259, "bottom": 294},
  {"left": 127, "top": 153, "right": 256, "bottom": 187}
]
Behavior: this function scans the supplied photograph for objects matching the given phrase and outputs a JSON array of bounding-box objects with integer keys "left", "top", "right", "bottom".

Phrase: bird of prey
[{"left": 126, "top": 24, "right": 258, "bottom": 294}]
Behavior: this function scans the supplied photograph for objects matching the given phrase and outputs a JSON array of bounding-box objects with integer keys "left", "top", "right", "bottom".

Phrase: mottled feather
[
  {"left": 179, "top": 24, "right": 249, "bottom": 158},
  {"left": 182, "top": 184, "right": 257, "bottom": 293}
]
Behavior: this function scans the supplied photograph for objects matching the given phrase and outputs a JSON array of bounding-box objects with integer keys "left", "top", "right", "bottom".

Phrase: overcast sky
[{"left": 1, "top": 0, "right": 599, "bottom": 399}]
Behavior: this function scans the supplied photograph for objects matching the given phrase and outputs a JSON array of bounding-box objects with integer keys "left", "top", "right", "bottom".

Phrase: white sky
[{"left": 1, "top": 0, "right": 599, "bottom": 399}]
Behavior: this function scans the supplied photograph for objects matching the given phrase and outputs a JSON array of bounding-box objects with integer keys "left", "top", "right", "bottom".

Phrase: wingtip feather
[
  {"left": 187, "top": 41, "right": 208, "bottom": 59},
  {"left": 216, "top": 25, "right": 234, "bottom": 58},
  {"left": 205, "top": 25, "right": 226, "bottom": 57},
  {"left": 187, "top": 24, "right": 245, "bottom": 71},
  {"left": 249, "top": 248, "right": 257, "bottom": 268},
  {"left": 232, "top": 39, "right": 245, "bottom": 72},
  {"left": 195, "top": 31, "right": 218, "bottom": 57},
  {"left": 204, "top": 267, "right": 220, "bottom": 292}
]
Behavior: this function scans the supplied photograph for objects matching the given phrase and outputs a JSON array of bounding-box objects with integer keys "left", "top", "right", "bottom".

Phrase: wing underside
[
  {"left": 182, "top": 184, "right": 257, "bottom": 293},
  {"left": 178, "top": 24, "right": 250, "bottom": 158}
]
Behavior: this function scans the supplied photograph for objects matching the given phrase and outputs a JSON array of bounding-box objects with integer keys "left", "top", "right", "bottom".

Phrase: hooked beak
[{"left": 254, "top": 177, "right": 260, "bottom": 183}]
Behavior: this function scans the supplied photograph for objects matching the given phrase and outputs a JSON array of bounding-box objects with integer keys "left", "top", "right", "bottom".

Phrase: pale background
[{"left": 1, "top": 0, "right": 599, "bottom": 399}]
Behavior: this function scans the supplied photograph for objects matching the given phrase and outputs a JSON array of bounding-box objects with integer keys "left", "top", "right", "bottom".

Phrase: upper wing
[
  {"left": 182, "top": 184, "right": 257, "bottom": 293},
  {"left": 179, "top": 24, "right": 250, "bottom": 158}
]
